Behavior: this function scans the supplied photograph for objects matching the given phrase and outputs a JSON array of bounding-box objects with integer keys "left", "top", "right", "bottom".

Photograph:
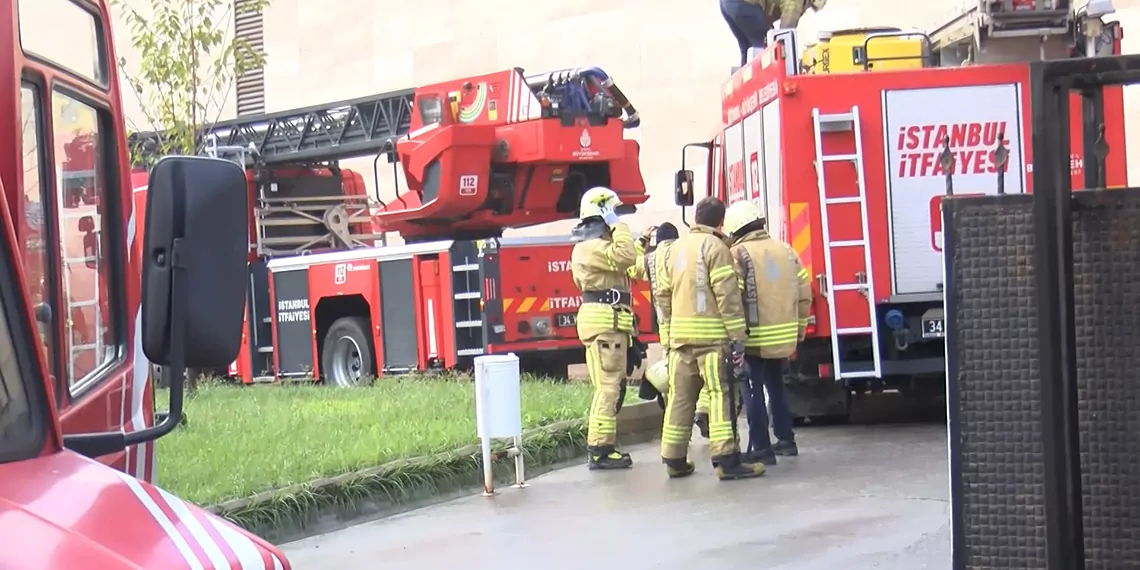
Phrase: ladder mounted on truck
[
  {"left": 928, "top": 0, "right": 1116, "bottom": 65},
  {"left": 129, "top": 89, "right": 416, "bottom": 257},
  {"left": 811, "top": 106, "right": 882, "bottom": 381}
]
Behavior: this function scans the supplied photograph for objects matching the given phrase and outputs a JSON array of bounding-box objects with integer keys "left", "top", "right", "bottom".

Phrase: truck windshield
[{"left": 0, "top": 223, "right": 45, "bottom": 463}]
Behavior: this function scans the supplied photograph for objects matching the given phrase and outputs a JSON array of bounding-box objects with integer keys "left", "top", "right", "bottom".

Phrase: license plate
[
  {"left": 921, "top": 317, "right": 945, "bottom": 339},
  {"left": 555, "top": 312, "right": 577, "bottom": 328}
]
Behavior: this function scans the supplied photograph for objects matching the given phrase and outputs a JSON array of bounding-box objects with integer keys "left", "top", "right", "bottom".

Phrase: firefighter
[
  {"left": 720, "top": 0, "right": 830, "bottom": 66},
  {"left": 571, "top": 186, "right": 638, "bottom": 470},
  {"left": 723, "top": 200, "right": 811, "bottom": 466},
  {"left": 628, "top": 223, "right": 684, "bottom": 408},
  {"left": 655, "top": 196, "right": 765, "bottom": 480}
]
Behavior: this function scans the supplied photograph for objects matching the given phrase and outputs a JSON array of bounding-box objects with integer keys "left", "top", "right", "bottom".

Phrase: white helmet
[
  {"left": 644, "top": 359, "right": 669, "bottom": 396},
  {"left": 723, "top": 201, "right": 766, "bottom": 236},
  {"left": 579, "top": 186, "right": 623, "bottom": 221}
]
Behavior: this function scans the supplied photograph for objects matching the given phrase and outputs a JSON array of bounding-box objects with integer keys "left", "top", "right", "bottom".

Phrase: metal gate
[{"left": 944, "top": 55, "right": 1140, "bottom": 570}]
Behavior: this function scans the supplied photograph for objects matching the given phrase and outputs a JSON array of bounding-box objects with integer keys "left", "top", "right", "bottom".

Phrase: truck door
[
  {"left": 882, "top": 83, "right": 1025, "bottom": 295},
  {"left": 17, "top": 1, "right": 147, "bottom": 479}
]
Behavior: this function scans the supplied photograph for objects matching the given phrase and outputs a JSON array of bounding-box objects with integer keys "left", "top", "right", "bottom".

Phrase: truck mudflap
[{"left": 944, "top": 190, "right": 1140, "bottom": 569}]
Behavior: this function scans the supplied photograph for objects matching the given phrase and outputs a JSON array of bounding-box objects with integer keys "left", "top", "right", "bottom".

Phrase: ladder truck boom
[
  {"left": 129, "top": 88, "right": 416, "bottom": 166},
  {"left": 130, "top": 66, "right": 648, "bottom": 248}
]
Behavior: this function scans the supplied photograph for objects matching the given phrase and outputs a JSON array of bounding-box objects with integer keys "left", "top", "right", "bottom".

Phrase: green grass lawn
[{"left": 157, "top": 377, "right": 593, "bottom": 506}]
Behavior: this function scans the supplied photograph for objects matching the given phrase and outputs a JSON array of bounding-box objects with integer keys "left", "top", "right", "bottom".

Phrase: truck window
[
  {"left": 18, "top": 0, "right": 106, "bottom": 86},
  {"left": 19, "top": 87, "right": 52, "bottom": 368},
  {"left": 52, "top": 91, "right": 119, "bottom": 390}
]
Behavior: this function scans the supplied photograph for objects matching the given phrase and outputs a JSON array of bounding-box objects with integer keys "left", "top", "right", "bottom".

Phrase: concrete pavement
[{"left": 281, "top": 423, "right": 951, "bottom": 570}]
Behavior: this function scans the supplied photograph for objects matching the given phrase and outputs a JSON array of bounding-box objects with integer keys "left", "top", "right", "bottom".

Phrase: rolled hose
[{"left": 524, "top": 67, "right": 641, "bottom": 129}]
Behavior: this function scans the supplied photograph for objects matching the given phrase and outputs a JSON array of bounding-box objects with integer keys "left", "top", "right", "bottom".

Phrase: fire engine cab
[
  {"left": 675, "top": 0, "right": 1126, "bottom": 419},
  {"left": 4, "top": 0, "right": 290, "bottom": 566},
  {"left": 134, "top": 67, "right": 655, "bottom": 384}
]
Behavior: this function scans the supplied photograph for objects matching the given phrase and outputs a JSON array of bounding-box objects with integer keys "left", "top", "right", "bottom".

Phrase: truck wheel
[{"left": 321, "top": 317, "right": 374, "bottom": 387}]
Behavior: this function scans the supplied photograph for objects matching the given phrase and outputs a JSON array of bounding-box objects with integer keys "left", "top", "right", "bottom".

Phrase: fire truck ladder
[
  {"left": 810, "top": 106, "right": 881, "bottom": 380},
  {"left": 59, "top": 205, "right": 105, "bottom": 383},
  {"left": 129, "top": 89, "right": 416, "bottom": 257}
]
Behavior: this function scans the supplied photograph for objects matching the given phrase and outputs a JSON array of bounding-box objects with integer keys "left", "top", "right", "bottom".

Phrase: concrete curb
[{"left": 210, "top": 402, "right": 663, "bottom": 544}]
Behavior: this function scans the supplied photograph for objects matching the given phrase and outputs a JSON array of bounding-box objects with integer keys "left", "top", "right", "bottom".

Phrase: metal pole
[
  {"left": 1028, "top": 63, "right": 1086, "bottom": 570},
  {"left": 481, "top": 435, "right": 495, "bottom": 497},
  {"left": 512, "top": 435, "right": 528, "bottom": 488}
]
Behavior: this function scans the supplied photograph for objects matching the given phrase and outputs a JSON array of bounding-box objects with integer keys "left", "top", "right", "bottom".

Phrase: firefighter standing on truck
[
  {"left": 720, "top": 0, "right": 829, "bottom": 66},
  {"left": 571, "top": 186, "right": 638, "bottom": 470},
  {"left": 724, "top": 201, "right": 811, "bottom": 466},
  {"left": 655, "top": 196, "right": 765, "bottom": 480}
]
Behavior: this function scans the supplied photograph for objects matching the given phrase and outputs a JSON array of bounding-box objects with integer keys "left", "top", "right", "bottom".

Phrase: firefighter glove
[
  {"left": 600, "top": 205, "right": 619, "bottom": 226},
  {"left": 730, "top": 340, "right": 745, "bottom": 366}
]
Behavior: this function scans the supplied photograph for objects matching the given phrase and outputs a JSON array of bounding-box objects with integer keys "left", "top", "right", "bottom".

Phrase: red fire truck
[
  {"left": 4, "top": 0, "right": 290, "bottom": 566},
  {"left": 137, "top": 68, "right": 655, "bottom": 384},
  {"left": 675, "top": 2, "right": 1127, "bottom": 419}
]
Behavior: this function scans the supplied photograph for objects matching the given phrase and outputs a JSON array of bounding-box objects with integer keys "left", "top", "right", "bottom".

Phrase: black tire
[{"left": 321, "top": 316, "right": 375, "bottom": 387}]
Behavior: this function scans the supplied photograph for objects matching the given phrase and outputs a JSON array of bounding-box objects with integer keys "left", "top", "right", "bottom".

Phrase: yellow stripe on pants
[{"left": 660, "top": 345, "right": 741, "bottom": 461}]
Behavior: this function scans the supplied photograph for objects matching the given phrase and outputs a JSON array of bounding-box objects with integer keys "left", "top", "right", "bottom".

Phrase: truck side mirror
[
  {"left": 674, "top": 170, "right": 695, "bottom": 206},
  {"left": 142, "top": 156, "right": 248, "bottom": 368},
  {"left": 63, "top": 156, "right": 249, "bottom": 459}
]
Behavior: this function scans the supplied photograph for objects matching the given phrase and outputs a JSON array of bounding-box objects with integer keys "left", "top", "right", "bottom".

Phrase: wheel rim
[{"left": 329, "top": 335, "right": 364, "bottom": 387}]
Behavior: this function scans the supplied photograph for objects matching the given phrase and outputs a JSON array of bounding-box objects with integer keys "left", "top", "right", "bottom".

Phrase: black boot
[
  {"left": 773, "top": 439, "right": 799, "bottom": 456},
  {"left": 694, "top": 413, "right": 710, "bottom": 439},
  {"left": 713, "top": 453, "right": 766, "bottom": 480},
  {"left": 587, "top": 446, "right": 633, "bottom": 470},
  {"left": 742, "top": 447, "right": 777, "bottom": 466},
  {"left": 662, "top": 457, "right": 696, "bottom": 479}
]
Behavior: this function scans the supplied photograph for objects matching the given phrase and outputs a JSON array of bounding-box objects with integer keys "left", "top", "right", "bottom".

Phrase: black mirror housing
[
  {"left": 141, "top": 156, "right": 248, "bottom": 368},
  {"left": 674, "top": 169, "right": 695, "bottom": 206}
]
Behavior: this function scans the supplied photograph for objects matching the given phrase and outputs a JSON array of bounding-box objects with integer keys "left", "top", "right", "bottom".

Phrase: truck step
[
  {"left": 828, "top": 239, "right": 865, "bottom": 248},
  {"left": 836, "top": 326, "right": 873, "bottom": 335}
]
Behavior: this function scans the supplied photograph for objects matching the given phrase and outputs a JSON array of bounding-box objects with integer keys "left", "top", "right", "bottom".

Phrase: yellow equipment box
[{"left": 801, "top": 28, "right": 929, "bottom": 74}]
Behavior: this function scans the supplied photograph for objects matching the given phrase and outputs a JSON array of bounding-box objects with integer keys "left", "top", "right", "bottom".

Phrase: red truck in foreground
[{"left": 3, "top": 0, "right": 290, "bottom": 566}]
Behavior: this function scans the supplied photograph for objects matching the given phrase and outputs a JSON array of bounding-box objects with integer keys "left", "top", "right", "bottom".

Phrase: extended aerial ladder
[{"left": 129, "top": 66, "right": 647, "bottom": 254}]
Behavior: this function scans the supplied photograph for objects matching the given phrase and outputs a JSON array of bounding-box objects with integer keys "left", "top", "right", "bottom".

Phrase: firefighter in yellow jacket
[
  {"left": 655, "top": 197, "right": 765, "bottom": 480},
  {"left": 627, "top": 223, "right": 716, "bottom": 433},
  {"left": 724, "top": 201, "right": 812, "bottom": 466},
  {"left": 628, "top": 223, "right": 684, "bottom": 409},
  {"left": 571, "top": 186, "right": 638, "bottom": 470}
]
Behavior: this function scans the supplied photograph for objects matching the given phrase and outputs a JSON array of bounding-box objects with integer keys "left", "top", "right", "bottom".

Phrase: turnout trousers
[
  {"left": 584, "top": 331, "right": 629, "bottom": 448},
  {"left": 661, "top": 344, "right": 741, "bottom": 460},
  {"left": 740, "top": 355, "right": 795, "bottom": 452}
]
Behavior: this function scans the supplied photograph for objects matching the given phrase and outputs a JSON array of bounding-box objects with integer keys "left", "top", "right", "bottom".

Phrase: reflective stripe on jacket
[
  {"left": 571, "top": 222, "right": 638, "bottom": 340},
  {"left": 731, "top": 228, "right": 812, "bottom": 358},
  {"left": 654, "top": 225, "right": 748, "bottom": 348}
]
